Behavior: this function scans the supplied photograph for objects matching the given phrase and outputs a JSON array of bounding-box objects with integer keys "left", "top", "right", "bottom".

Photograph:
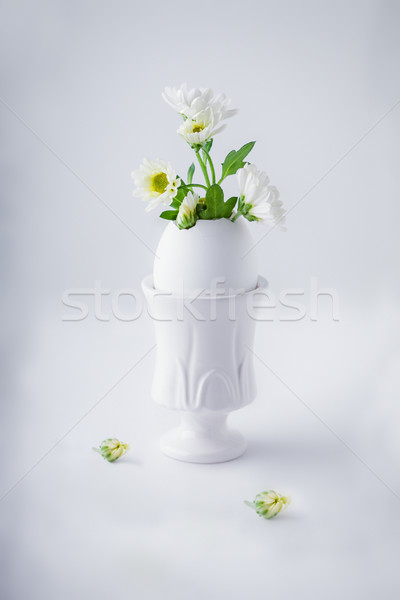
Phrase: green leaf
[
  {"left": 203, "top": 139, "right": 213, "bottom": 154},
  {"left": 223, "top": 196, "right": 238, "bottom": 218},
  {"left": 170, "top": 187, "right": 187, "bottom": 209},
  {"left": 221, "top": 141, "right": 256, "bottom": 180},
  {"left": 187, "top": 163, "right": 195, "bottom": 185},
  {"left": 160, "top": 210, "right": 178, "bottom": 220},
  {"left": 198, "top": 184, "right": 223, "bottom": 219},
  {"left": 199, "top": 185, "right": 237, "bottom": 220},
  {"left": 176, "top": 187, "right": 187, "bottom": 201}
]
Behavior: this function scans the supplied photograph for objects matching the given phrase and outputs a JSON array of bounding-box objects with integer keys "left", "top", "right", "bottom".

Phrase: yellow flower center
[
  {"left": 151, "top": 172, "right": 169, "bottom": 193},
  {"left": 192, "top": 124, "right": 205, "bottom": 133}
]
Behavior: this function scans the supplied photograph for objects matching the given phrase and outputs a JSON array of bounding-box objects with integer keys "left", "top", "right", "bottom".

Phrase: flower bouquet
[
  {"left": 137, "top": 85, "right": 285, "bottom": 463},
  {"left": 132, "top": 83, "right": 285, "bottom": 231}
]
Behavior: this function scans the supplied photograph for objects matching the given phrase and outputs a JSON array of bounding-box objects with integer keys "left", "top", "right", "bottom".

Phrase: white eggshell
[{"left": 153, "top": 219, "right": 258, "bottom": 294}]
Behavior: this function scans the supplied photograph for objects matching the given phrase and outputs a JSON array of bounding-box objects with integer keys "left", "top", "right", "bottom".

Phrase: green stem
[
  {"left": 195, "top": 150, "right": 211, "bottom": 188},
  {"left": 181, "top": 183, "right": 207, "bottom": 191},
  {"left": 202, "top": 148, "right": 216, "bottom": 185}
]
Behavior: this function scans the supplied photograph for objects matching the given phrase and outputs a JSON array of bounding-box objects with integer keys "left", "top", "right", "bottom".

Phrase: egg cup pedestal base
[
  {"left": 160, "top": 413, "right": 246, "bottom": 464},
  {"left": 142, "top": 273, "right": 268, "bottom": 465}
]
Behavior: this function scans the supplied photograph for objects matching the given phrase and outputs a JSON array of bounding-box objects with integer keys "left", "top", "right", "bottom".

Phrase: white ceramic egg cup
[{"left": 142, "top": 219, "right": 266, "bottom": 464}]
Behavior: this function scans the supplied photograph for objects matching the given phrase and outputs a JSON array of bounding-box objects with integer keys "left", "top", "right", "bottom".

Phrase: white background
[{"left": 1, "top": 1, "right": 400, "bottom": 598}]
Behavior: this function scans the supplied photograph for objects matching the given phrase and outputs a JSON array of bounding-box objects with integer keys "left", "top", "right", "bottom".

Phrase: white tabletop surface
[{"left": 2, "top": 305, "right": 400, "bottom": 599}]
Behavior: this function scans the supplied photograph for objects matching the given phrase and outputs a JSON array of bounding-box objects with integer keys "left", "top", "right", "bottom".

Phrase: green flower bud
[
  {"left": 245, "top": 490, "right": 291, "bottom": 519},
  {"left": 93, "top": 438, "right": 130, "bottom": 462}
]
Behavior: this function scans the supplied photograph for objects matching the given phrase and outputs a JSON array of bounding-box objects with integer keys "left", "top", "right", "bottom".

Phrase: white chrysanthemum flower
[
  {"left": 162, "top": 83, "right": 237, "bottom": 121},
  {"left": 177, "top": 107, "right": 226, "bottom": 148},
  {"left": 176, "top": 191, "right": 199, "bottom": 229},
  {"left": 131, "top": 159, "right": 180, "bottom": 212},
  {"left": 248, "top": 185, "right": 286, "bottom": 227},
  {"left": 237, "top": 163, "right": 270, "bottom": 205},
  {"left": 236, "top": 164, "right": 286, "bottom": 229}
]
